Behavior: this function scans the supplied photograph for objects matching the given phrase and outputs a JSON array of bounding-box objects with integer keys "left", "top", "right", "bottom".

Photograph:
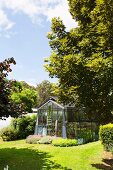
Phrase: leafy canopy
[
  {"left": 0, "top": 58, "right": 17, "bottom": 117},
  {"left": 11, "top": 81, "right": 37, "bottom": 113},
  {"left": 36, "top": 80, "right": 56, "bottom": 106},
  {"left": 45, "top": 0, "right": 113, "bottom": 124}
]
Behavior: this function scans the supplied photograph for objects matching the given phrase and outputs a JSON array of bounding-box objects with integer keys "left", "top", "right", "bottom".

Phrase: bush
[
  {"left": 67, "top": 122, "right": 99, "bottom": 143},
  {"left": 0, "top": 115, "right": 37, "bottom": 141},
  {"left": 26, "top": 135, "right": 42, "bottom": 144},
  {"left": 52, "top": 138, "right": 78, "bottom": 147},
  {"left": 10, "top": 115, "right": 36, "bottom": 139},
  {"left": 67, "top": 122, "right": 77, "bottom": 138},
  {"left": 77, "top": 129, "right": 93, "bottom": 144},
  {"left": 38, "top": 136, "right": 52, "bottom": 144},
  {"left": 0, "top": 127, "right": 17, "bottom": 141},
  {"left": 99, "top": 123, "right": 113, "bottom": 151}
]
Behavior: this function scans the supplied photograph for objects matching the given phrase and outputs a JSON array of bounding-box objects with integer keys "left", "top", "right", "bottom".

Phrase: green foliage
[
  {"left": 10, "top": 115, "right": 36, "bottom": 139},
  {"left": 52, "top": 138, "right": 78, "bottom": 147},
  {"left": 77, "top": 130, "right": 94, "bottom": 144},
  {"left": 67, "top": 122, "right": 98, "bottom": 144},
  {"left": 0, "top": 115, "right": 36, "bottom": 141},
  {"left": 26, "top": 135, "right": 42, "bottom": 144},
  {"left": 99, "top": 123, "right": 113, "bottom": 151},
  {"left": 45, "top": 0, "right": 113, "bottom": 123},
  {"left": 0, "top": 58, "right": 17, "bottom": 117},
  {"left": 11, "top": 82, "right": 37, "bottom": 113},
  {"left": 38, "top": 136, "right": 52, "bottom": 144},
  {"left": 0, "top": 127, "right": 17, "bottom": 141},
  {"left": 67, "top": 122, "right": 77, "bottom": 138},
  {"left": 11, "top": 80, "right": 57, "bottom": 114},
  {"left": 36, "top": 80, "right": 55, "bottom": 106}
]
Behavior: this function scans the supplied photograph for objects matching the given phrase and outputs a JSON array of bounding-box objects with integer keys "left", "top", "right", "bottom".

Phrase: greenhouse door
[{"left": 38, "top": 126, "right": 47, "bottom": 136}]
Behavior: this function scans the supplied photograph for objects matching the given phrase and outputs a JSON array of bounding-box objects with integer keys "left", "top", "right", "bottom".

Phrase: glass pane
[{"left": 37, "top": 100, "right": 63, "bottom": 137}]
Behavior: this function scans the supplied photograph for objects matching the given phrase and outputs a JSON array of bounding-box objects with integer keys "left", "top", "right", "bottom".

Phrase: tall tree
[
  {"left": 45, "top": 0, "right": 113, "bottom": 124},
  {"left": 11, "top": 81, "right": 37, "bottom": 113},
  {"left": 36, "top": 80, "right": 55, "bottom": 106},
  {"left": 0, "top": 58, "right": 16, "bottom": 117}
]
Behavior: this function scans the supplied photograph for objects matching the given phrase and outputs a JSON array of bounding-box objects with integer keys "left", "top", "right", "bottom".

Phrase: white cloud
[
  {"left": 0, "top": 0, "right": 77, "bottom": 37},
  {"left": 46, "top": 1, "right": 77, "bottom": 29},
  {"left": 21, "top": 78, "right": 37, "bottom": 87},
  {"left": 0, "top": 10, "right": 14, "bottom": 30}
]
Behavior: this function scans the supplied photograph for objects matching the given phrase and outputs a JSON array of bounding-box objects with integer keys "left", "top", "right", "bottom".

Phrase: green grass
[{"left": 0, "top": 139, "right": 108, "bottom": 170}]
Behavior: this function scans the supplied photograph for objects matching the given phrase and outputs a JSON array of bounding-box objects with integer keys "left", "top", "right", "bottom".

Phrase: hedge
[
  {"left": 99, "top": 123, "right": 113, "bottom": 151},
  {"left": 52, "top": 138, "right": 78, "bottom": 147}
]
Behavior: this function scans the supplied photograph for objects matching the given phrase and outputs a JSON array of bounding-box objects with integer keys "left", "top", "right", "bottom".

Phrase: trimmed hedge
[
  {"left": 99, "top": 123, "right": 113, "bottom": 151},
  {"left": 52, "top": 138, "right": 78, "bottom": 147}
]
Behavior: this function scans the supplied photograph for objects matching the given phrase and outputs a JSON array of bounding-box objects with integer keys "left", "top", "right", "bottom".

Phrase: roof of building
[{"left": 36, "top": 96, "right": 76, "bottom": 111}]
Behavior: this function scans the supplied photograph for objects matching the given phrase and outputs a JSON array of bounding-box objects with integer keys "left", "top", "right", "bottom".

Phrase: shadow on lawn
[
  {"left": 0, "top": 147, "right": 72, "bottom": 170},
  {"left": 91, "top": 159, "right": 113, "bottom": 170}
]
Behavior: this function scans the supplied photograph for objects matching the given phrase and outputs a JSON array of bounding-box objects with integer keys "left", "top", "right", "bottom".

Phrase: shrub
[
  {"left": 77, "top": 129, "right": 93, "bottom": 144},
  {"left": 38, "top": 136, "right": 52, "bottom": 144},
  {"left": 0, "top": 127, "right": 17, "bottom": 141},
  {"left": 10, "top": 115, "right": 36, "bottom": 139},
  {"left": 26, "top": 135, "right": 42, "bottom": 144},
  {"left": 99, "top": 123, "right": 113, "bottom": 151},
  {"left": 52, "top": 138, "right": 78, "bottom": 147},
  {"left": 67, "top": 122, "right": 77, "bottom": 138},
  {"left": 0, "top": 115, "right": 36, "bottom": 141},
  {"left": 67, "top": 122, "right": 99, "bottom": 143}
]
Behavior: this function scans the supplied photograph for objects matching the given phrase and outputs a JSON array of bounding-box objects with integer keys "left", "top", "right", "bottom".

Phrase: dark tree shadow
[
  {"left": 91, "top": 159, "right": 113, "bottom": 170},
  {"left": 0, "top": 147, "right": 72, "bottom": 170}
]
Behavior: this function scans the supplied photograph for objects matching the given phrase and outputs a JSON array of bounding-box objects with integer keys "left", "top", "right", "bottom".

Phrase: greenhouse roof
[{"left": 36, "top": 97, "right": 76, "bottom": 112}]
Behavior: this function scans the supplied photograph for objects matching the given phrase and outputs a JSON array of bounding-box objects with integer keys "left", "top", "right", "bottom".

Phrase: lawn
[{"left": 0, "top": 139, "right": 111, "bottom": 170}]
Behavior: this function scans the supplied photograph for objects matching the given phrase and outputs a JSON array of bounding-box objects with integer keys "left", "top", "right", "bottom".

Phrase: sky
[{"left": 0, "top": 0, "right": 77, "bottom": 86}]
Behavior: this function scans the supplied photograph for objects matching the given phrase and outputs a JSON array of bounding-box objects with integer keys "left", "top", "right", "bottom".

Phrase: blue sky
[{"left": 0, "top": 0, "right": 77, "bottom": 86}]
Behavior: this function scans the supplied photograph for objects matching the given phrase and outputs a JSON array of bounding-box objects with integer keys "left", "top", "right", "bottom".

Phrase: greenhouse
[{"left": 34, "top": 97, "right": 98, "bottom": 143}]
